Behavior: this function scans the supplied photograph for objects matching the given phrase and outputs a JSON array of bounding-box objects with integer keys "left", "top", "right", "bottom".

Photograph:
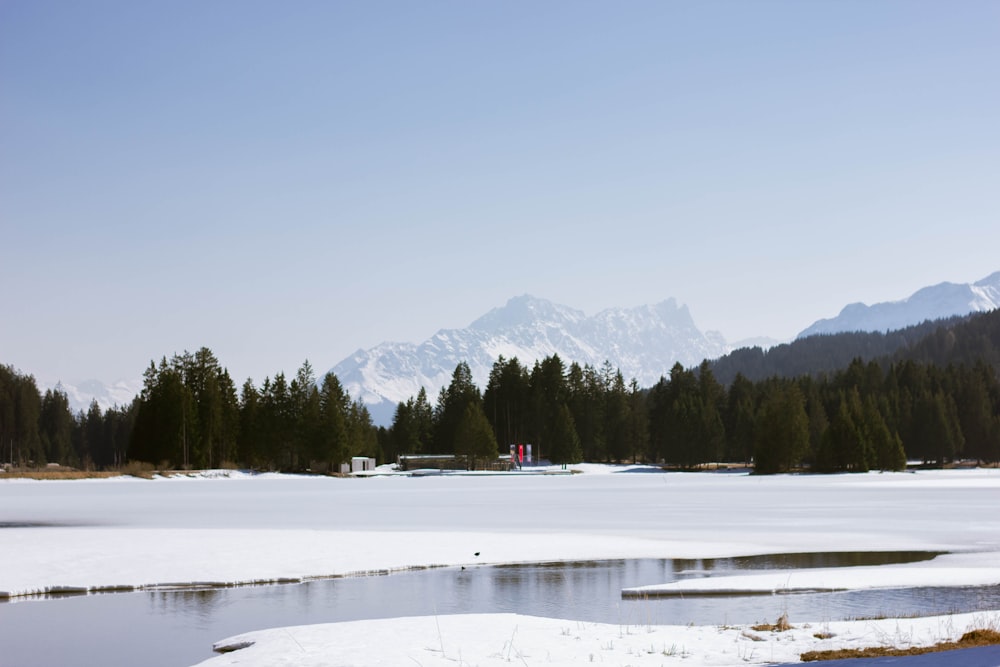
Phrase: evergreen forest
[
  {"left": 3, "top": 309, "right": 1000, "bottom": 475},
  {"left": 0, "top": 350, "right": 378, "bottom": 472}
]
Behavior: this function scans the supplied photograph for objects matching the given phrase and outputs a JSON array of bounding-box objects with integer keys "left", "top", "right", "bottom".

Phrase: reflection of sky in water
[{"left": 2, "top": 553, "right": 998, "bottom": 667}]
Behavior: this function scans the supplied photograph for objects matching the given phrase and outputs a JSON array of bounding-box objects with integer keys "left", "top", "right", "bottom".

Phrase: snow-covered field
[{"left": 2, "top": 466, "right": 999, "bottom": 666}]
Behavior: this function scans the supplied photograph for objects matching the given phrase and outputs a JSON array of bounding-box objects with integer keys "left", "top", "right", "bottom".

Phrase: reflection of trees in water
[
  {"left": 149, "top": 588, "right": 227, "bottom": 622},
  {"left": 489, "top": 561, "right": 644, "bottom": 617},
  {"left": 292, "top": 578, "right": 321, "bottom": 614},
  {"left": 671, "top": 551, "right": 943, "bottom": 574},
  {"left": 147, "top": 579, "right": 316, "bottom": 621},
  {"left": 134, "top": 554, "right": 981, "bottom": 630}
]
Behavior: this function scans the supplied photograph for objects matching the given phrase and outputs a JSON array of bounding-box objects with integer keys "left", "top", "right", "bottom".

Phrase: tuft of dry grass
[
  {"left": 121, "top": 460, "right": 156, "bottom": 479},
  {"left": 752, "top": 613, "right": 792, "bottom": 633},
  {"left": 801, "top": 628, "right": 1000, "bottom": 662}
]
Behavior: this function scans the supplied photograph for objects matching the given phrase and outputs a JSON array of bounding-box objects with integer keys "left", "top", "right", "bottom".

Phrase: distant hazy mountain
[
  {"left": 49, "top": 378, "right": 142, "bottom": 414},
  {"left": 330, "top": 295, "right": 729, "bottom": 425},
  {"left": 798, "top": 271, "right": 1000, "bottom": 339}
]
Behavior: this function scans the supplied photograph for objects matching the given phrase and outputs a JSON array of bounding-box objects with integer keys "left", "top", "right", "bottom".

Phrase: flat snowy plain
[{"left": 2, "top": 466, "right": 999, "bottom": 666}]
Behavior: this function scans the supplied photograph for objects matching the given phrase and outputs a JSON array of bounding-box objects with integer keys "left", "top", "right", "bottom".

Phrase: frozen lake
[{"left": 2, "top": 468, "right": 1000, "bottom": 666}]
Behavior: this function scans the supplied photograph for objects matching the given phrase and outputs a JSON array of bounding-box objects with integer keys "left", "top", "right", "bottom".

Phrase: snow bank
[
  {"left": 625, "top": 561, "right": 1000, "bottom": 597},
  {"left": 195, "top": 610, "right": 1000, "bottom": 667}
]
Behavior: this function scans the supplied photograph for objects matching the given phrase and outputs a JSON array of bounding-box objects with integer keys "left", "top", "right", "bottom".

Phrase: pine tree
[
  {"left": 815, "top": 393, "right": 864, "bottom": 472},
  {"left": 545, "top": 402, "right": 582, "bottom": 464},
  {"left": 238, "top": 379, "right": 263, "bottom": 468},
  {"left": 567, "top": 363, "right": 606, "bottom": 461},
  {"left": 84, "top": 400, "right": 105, "bottom": 468},
  {"left": 187, "top": 348, "right": 223, "bottom": 468},
  {"left": 911, "top": 391, "right": 964, "bottom": 465},
  {"left": 955, "top": 364, "right": 1000, "bottom": 463},
  {"left": 0, "top": 366, "right": 42, "bottom": 467},
  {"left": 483, "top": 356, "right": 530, "bottom": 450},
  {"left": 454, "top": 401, "right": 498, "bottom": 469},
  {"left": 216, "top": 369, "right": 240, "bottom": 466},
  {"left": 844, "top": 389, "right": 871, "bottom": 472},
  {"left": 40, "top": 388, "right": 75, "bottom": 466},
  {"left": 290, "top": 360, "right": 319, "bottom": 469},
  {"left": 391, "top": 386, "right": 436, "bottom": 459},
  {"left": 316, "top": 372, "right": 349, "bottom": 470},
  {"left": 413, "top": 387, "right": 434, "bottom": 453},
  {"left": 660, "top": 363, "right": 705, "bottom": 468},
  {"left": 865, "top": 396, "right": 906, "bottom": 471},
  {"left": 626, "top": 379, "right": 648, "bottom": 463},
  {"left": 130, "top": 358, "right": 193, "bottom": 469},
  {"left": 753, "top": 384, "right": 809, "bottom": 474},
  {"left": 390, "top": 398, "right": 416, "bottom": 460},
  {"left": 265, "top": 372, "right": 295, "bottom": 469},
  {"left": 723, "top": 373, "right": 757, "bottom": 465},
  {"left": 434, "top": 361, "right": 480, "bottom": 454},
  {"left": 604, "top": 371, "right": 630, "bottom": 463},
  {"left": 646, "top": 375, "right": 670, "bottom": 464},
  {"left": 347, "top": 400, "right": 379, "bottom": 461},
  {"left": 697, "top": 362, "right": 726, "bottom": 464},
  {"left": 528, "top": 355, "right": 575, "bottom": 463}
]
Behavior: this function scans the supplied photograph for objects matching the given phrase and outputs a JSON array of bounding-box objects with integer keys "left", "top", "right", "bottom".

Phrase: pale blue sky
[{"left": 2, "top": 1, "right": 998, "bottom": 387}]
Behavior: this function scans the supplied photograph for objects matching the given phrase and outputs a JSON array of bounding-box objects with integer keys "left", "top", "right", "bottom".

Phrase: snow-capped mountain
[
  {"left": 329, "top": 295, "right": 729, "bottom": 425},
  {"left": 45, "top": 378, "right": 141, "bottom": 414},
  {"left": 798, "top": 271, "right": 1000, "bottom": 339}
]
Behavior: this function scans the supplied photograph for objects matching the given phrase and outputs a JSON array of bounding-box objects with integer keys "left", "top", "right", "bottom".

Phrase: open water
[{"left": 2, "top": 552, "right": 999, "bottom": 667}]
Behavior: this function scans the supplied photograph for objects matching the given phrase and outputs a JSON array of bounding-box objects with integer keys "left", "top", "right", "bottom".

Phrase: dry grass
[
  {"left": 1, "top": 461, "right": 159, "bottom": 480},
  {"left": 0, "top": 469, "right": 122, "bottom": 480},
  {"left": 752, "top": 613, "right": 792, "bottom": 632},
  {"left": 121, "top": 460, "right": 156, "bottom": 479},
  {"left": 801, "top": 628, "right": 1000, "bottom": 662}
]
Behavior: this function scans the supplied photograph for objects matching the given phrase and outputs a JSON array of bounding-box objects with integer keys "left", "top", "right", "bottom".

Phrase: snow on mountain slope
[
  {"left": 330, "top": 295, "right": 729, "bottom": 425},
  {"left": 798, "top": 271, "right": 1000, "bottom": 339},
  {"left": 46, "top": 378, "right": 142, "bottom": 414}
]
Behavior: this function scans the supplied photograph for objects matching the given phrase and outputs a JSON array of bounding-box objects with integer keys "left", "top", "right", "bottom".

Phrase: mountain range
[
  {"left": 329, "top": 296, "right": 730, "bottom": 425},
  {"left": 337, "top": 271, "right": 1000, "bottom": 425},
  {"left": 46, "top": 271, "right": 1000, "bottom": 422},
  {"left": 797, "top": 271, "right": 1000, "bottom": 338}
]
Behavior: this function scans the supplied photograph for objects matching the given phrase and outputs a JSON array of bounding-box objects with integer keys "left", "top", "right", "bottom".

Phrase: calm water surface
[{"left": 3, "top": 552, "right": 999, "bottom": 667}]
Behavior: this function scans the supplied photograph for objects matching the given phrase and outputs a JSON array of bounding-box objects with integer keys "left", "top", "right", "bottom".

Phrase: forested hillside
[
  {"left": 3, "top": 310, "right": 1000, "bottom": 474},
  {"left": 899, "top": 308, "right": 1000, "bottom": 369},
  {"left": 711, "top": 315, "right": 972, "bottom": 384}
]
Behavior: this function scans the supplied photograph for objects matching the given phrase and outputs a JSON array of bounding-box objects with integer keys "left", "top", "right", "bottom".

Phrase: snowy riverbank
[{"left": 197, "top": 610, "right": 1000, "bottom": 667}]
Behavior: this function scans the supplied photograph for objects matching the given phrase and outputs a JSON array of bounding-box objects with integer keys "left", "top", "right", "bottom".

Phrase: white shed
[{"left": 350, "top": 457, "right": 376, "bottom": 473}]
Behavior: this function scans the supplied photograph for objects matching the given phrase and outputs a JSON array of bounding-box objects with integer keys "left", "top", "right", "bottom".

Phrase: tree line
[
  {"left": 0, "top": 348, "right": 378, "bottom": 471},
  {"left": 382, "top": 353, "right": 999, "bottom": 472},
  {"left": 0, "top": 364, "right": 134, "bottom": 470}
]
